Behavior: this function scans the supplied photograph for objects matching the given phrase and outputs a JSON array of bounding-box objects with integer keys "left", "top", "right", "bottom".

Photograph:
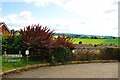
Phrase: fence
[{"left": 2, "top": 51, "right": 22, "bottom": 62}]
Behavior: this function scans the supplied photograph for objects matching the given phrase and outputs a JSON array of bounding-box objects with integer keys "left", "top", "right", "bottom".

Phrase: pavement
[{"left": 6, "top": 62, "right": 118, "bottom": 78}]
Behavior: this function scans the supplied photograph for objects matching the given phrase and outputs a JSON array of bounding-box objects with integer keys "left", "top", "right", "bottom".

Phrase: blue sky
[{"left": 0, "top": 0, "right": 119, "bottom": 37}]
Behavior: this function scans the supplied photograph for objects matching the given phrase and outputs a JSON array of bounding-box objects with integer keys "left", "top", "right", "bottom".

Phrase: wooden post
[
  {"left": 4, "top": 50, "right": 7, "bottom": 62},
  {"left": 19, "top": 50, "right": 21, "bottom": 61}
]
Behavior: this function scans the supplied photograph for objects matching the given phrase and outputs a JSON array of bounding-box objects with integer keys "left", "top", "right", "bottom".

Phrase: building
[
  {"left": 73, "top": 44, "right": 94, "bottom": 49},
  {"left": 0, "top": 22, "right": 11, "bottom": 36}
]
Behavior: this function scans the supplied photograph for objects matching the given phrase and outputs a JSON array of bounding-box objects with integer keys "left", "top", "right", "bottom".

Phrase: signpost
[{"left": 25, "top": 49, "right": 29, "bottom": 64}]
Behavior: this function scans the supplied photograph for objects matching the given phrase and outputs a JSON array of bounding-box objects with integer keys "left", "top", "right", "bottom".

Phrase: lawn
[
  {"left": 2, "top": 57, "right": 46, "bottom": 72},
  {"left": 2, "top": 57, "right": 27, "bottom": 72}
]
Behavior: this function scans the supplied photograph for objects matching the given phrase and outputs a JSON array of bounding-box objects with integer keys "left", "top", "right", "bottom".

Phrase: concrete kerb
[
  {"left": 1, "top": 60, "right": 118, "bottom": 78},
  {"left": 1, "top": 63, "right": 50, "bottom": 78}
]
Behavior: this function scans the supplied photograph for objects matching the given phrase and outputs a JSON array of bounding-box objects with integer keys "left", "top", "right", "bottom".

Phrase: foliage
[
  {"left": 2, "top": 29, "right": 22, "bottom": 54},
  {"left": 72, "top": 49, "right": 96, "bottom": 61},
  {"left": 2, "top": 34, "right": 22, "bottom": 54},
  {"left": 49, "top": 35, "right": 74, "bottom": 65},
  {"left": 72, "top": 47, "right": 120, "bottom": 61},
  {"left": 99, "top": 47, "right": 120, "bottom": 60},
  {"left": 20, "top": 24, "right": 54, "bottom": 61},
  {"left": 52, "top": 35, "right": 74, "bottom": 49},
  {"left": 79, "top": 41, "right": 82, "bottom": 44},
  {"left": 50, "top": 47, "right": 72, "bottom": 65},
  {"left": 91, "top": 36, "right": 98, "bottom": 39},
  {"left": 94, "top": 44, "right": 97, "bottom": 47}
]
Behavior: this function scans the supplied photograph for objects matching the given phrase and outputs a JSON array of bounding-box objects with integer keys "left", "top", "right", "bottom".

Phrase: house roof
[
  {"left": 0, "top": 22, "right": 10, "bottom": 33},
  {"left": 74, "top": 44, "right": 94, "bottom": 48}
]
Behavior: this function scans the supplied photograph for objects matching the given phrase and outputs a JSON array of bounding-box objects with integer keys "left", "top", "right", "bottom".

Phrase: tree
[
  {"left": 20, "top": 24, "right": 54, "bottom": 61},
  {"left": 79, "top": 41, "right": 82, "bottom": 44},
  {"left": 94, "top": 36, "right": 98, "bottom": 39},
  {"left": 2, "top": 35, "right": 22, "bottom": 54},
  {"left": 52, "top": 35, "right": 74, "bottom": 49}
]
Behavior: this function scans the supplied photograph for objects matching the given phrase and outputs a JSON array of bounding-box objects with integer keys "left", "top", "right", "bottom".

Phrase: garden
[
  {"left": 1, "top": 24, "right": 120, "bottom": 72},
  {"left": 1, "top": 24, "right": 74, "bottom": 72}
]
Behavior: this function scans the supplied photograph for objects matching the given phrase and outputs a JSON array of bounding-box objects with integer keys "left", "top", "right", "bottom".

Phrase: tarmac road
[{"left": 7, "top": 62, "right": 118, "bottom": 78}]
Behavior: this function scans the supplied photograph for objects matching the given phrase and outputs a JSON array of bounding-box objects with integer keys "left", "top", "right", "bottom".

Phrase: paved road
[{"left": 8, "top": 63, "right": 118, "bottom": 78}]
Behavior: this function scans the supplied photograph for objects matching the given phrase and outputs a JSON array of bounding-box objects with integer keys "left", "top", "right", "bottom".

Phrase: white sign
[
  {"left": 72, "top": 50, "right": 75, "bottom": 53},
  {"left": 25, "top": 50, "right": 29, "bottom": 55}
]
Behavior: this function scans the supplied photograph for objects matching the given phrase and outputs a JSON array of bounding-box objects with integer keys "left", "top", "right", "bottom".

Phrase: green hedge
[
  {"left": 100, "top": 47, "right": 120, "bottom": 60},
  {"left": 50, "top": 47, "right": 72, "bottom": 65},
  {"left": 72, "top": 51, "right": 96, "bottom": 61},
  {"left": 72, "top": 47, "right": 120, "bottom": 61}
]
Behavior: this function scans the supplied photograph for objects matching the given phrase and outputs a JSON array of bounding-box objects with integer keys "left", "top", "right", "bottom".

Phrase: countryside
[{"left": 0, "top": 0, "right": 120, "bottom": 79}]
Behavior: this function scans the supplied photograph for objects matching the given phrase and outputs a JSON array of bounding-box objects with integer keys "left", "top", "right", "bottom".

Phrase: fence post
[
  {"left": 19, "top": 50, "right": 21, "bottom": 61},
  {"left": 4, "top": 50, "right": 7, "bottom": 62}
]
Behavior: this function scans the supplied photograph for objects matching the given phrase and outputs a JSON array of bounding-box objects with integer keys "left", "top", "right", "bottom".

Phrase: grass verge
[{"left": 2, "top": 57, "right": 46, "bottom": 72}]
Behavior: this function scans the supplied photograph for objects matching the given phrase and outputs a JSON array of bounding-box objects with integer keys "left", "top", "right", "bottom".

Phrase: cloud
[
  {"left": 0, "top": 10, "right": 88, "bottom": 34},
  {"left": 23, "top": 0, "right": 118, "bottom": 36},
  {"left": 0, "top": 11, "right": 34, "bottom": 30},
  {"left": 1, "top": 9, "right": 118, "bottom": 36},
  {"left": 24, "top": 0, "right": 119, "bottom": 13},
  {"left": 24, "top": 0, "right": 71, "bottom": 7},
  {"left": 2, "top": 0, "right": 25, "bottom": 2},
  {"left": 104, "top": 9, "right": 117, "bottom": 13},
  {"left": 1, "top": 0, "right": 119, "bottom": 37}
]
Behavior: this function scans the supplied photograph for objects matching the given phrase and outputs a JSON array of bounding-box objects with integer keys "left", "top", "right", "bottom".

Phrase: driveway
[{"left": 7, "top": 62, "right": 118, "bottom": 78}]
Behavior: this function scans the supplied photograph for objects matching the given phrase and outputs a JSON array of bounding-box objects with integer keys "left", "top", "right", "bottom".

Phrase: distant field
[
  {"left": 104, "top": 39, "right": 119, "bottom": 46},
  {"left": 73, "top": 38, "right": 119, "bottom": 46}
]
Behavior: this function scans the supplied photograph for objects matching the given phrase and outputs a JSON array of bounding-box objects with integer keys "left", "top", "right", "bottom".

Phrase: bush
[
  {"left": 94, "top": 44, "right": 97, "bottom": 47},
  {"left": 2, "top": 35, "right": 23, "bottom": 54},
  {"left": 99, "top": 47, "right": 120, "bottom": 60},
  {"left": 50, "top": 47, "right": 72, "bottom": 65},
  {"left": 20, "top": 24, "right": 54, "bottom": 61},
  {"left": 72, "top": 50, "right": 96, "bottom": 61}
]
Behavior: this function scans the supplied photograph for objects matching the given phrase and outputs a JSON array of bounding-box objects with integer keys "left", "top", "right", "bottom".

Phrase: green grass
[
  {"left": 2, "top": 57, "right": 27, "bottom": 72},
  {"left": 73, "top": 38, "right": 107, "bottom": 45},
  {"left": 0, "top": 56, "right": 2, "bottom": 72},
  {"left": 104, "top": 38, "right": 119, "bottom": 46},
  {"left": 2, "top": 57, "right": 47, "bottom": 72},
  {"left": 72, "top": 38, "right": 120, "bottom": 46}
]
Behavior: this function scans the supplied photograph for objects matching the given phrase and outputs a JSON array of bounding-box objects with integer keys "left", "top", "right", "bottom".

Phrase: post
[
  {"left": 25, "top": 49, "right": 29, "bottom": 64},
  {"left": 4, "top": 50, "right": 7, "bottom": 62},
  {"left": 19, "top": 50, "right": 22, "bottom": 61},
  {"left": 26, "top": 56, "right": 28, "bottom": 64},
  {"left": 4, "top": 50, "right": 7, "bottom": 57}
]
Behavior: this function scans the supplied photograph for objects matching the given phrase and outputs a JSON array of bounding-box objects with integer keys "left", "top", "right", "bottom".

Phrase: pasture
[
  {"left": 73, "top": 38, "right": 119, "bottom": 46},
  {"left": 104, "top": 39, "right": 119, "bottom": 46}
]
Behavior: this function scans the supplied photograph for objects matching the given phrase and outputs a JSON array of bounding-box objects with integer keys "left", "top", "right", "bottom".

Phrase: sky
[{"left": 0, "top": 0, "right": 119, "bottom": 37}]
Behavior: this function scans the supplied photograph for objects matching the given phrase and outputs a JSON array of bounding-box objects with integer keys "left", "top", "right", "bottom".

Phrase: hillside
[{"left": 54, "top": 33, "right": 117, "bottom": 39}]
